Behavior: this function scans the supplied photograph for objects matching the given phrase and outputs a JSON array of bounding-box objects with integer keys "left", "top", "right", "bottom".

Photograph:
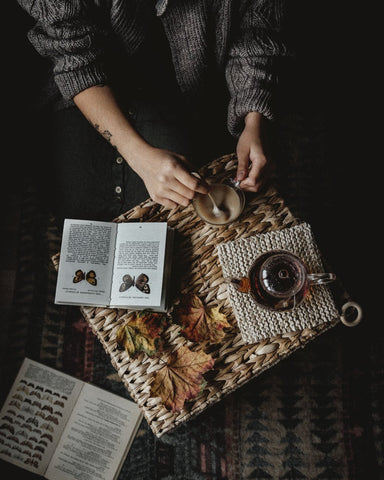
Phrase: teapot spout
[{"left": 224, "top": 276, "right": 251, "bottom": 293}]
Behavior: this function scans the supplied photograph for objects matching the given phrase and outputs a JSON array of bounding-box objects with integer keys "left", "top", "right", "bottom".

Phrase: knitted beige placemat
[{"left": 217, "top": 222, "right": 339, "bottom": 343}]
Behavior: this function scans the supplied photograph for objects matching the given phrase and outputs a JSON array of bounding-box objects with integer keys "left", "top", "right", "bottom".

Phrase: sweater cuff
[
  {"left": 227, "top": 89, "right": 273, "bottom": 138},
  {"left": 54, "top": 63, "right": 107, "bottom": 100}
]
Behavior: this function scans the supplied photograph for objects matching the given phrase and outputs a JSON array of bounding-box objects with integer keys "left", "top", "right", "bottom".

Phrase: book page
[
  {"left": 110, "top": 222, "right": 168, "bottom": 308},
  {"left": 45, "top": 384, "right": 143, "bottom": 480},
  {"left": 55, "top": 219, "right": 117, "bottom": 306},
  {"left": 0, "top": 358, "right": 83, "bottom": 475}
]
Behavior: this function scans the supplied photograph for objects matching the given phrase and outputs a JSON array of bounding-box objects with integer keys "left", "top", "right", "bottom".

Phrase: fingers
[
  {"left": 149, "top": 156, "right": 208, "bottom": 209},
  {"left": 154, "top": 197, "right": 179, "bottom": 210},
  {"left": 239, "top": 154, "right": 269, "bottom": 192},
  {"left": 153, "top": 188, "right": 192, "bottom": 209},
  {"left": 176, "top": 170, "right": 209, "bottom": 195},
  {"left": 236, "top": 150, "right": 250, "bottom": 183},
  {"left": 152, "top": 176, "right": 202, "bottom": 208},
  {"left": 235, "top": 115, "right": 270, "bottom": 192},
  {"left": 160, "top": 171, "right": 206, "bottom": 204}
]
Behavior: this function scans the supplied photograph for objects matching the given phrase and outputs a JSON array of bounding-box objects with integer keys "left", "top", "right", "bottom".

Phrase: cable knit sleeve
[
  {"left": 225, "top": 0, "right": 288, "bottom": 137},
  {"left": 17, "top": 0, "right": 108, "bottom": 100}
]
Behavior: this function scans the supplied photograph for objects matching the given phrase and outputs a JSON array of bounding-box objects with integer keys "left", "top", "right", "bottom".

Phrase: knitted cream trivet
[{"left": 216, "top": 222, "right": 339, "bottom": 343}]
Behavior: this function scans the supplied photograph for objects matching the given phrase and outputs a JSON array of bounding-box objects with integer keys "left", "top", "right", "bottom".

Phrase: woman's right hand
[
  {"left": 126, "top": 145, "right": 208, "bottom": 209},
  {"left": 73, "top": 85, "right": 207, "bottom": 209}
]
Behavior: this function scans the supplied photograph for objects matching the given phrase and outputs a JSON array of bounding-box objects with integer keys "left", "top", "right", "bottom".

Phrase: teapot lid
[{"left": 259, "top": 252, "right": 306, "bottom": 298}]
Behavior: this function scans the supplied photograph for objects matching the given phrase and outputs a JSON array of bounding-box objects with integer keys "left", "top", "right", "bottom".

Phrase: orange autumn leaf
[
  {"left": 150, "top": 345, "right": 214, "bottom": 412},
  {"left": 116, "top": 311, "right": 168, "bottom": 358},
  {"left": 173, "top": 294, "right": 230, "bottom": 343}
]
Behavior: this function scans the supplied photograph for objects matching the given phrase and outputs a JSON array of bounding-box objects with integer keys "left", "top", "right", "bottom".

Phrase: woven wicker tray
[{"left": 52, "top": 153, "right": 341, "bottom": 437}]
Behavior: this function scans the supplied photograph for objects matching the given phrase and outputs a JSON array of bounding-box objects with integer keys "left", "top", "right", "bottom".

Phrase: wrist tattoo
[
  {"left": 101, "top": 129, "right": 113, "bottom": 142},
  {"left": 93, "top": 123, "right": 116, "bottom": 147}
]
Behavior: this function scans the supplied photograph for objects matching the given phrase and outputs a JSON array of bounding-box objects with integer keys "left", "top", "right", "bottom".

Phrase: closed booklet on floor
[
  {"left": 0, "top": 358, "right": 143, "bottom": 480},
  {"left": 54, "top": 219, "right": 174, "bottom": 312}
]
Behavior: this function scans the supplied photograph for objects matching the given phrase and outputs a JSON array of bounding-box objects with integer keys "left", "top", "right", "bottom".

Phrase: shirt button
[
  {"left": 115, "top": 186, "right": 122, "bottom": 194},
  {"left": 116, "top": 156, "right": 124, "bottom": 164}
]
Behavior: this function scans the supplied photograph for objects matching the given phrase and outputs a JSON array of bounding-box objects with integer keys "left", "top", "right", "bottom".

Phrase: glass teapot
[{"left": 225, "top": 250, "right": 336, "bottom": 311}]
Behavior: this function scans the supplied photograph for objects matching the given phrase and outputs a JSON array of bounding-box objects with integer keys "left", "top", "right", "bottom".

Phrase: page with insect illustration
[
  {"left": 55, "top": 219, "right": 118, "bottom": 306},
  {"left": 45, "top": 383, "right": 142, "bottom": 480},
  {"left": 0, "top": 358, "right": 83, "bottom": 475},
  {"left": 109, "top": 222, "right": 168, "bottom": 309}
]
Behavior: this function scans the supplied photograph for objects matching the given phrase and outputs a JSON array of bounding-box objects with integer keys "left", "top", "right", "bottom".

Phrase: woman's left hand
[{"left": 235, "top": 111, "right": 271, "bottom": 192}]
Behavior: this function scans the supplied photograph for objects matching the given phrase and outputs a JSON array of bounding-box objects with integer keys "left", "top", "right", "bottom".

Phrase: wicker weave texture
[{"left": 52, "top": 154, "right": 339, "bottom": 437}]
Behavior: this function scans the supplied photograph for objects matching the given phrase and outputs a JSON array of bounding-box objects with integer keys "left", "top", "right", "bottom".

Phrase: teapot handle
[
  {"left": 307, "top": 273, "right": 336, "bottom": 285},
  {"left": 340, "top": 301, "right": 363, "bottom": 327}
]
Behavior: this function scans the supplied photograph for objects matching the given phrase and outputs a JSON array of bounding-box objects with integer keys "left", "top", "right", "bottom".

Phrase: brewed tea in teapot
[{"left": 227, "top": 250, "right": 336, "bottom": 311}]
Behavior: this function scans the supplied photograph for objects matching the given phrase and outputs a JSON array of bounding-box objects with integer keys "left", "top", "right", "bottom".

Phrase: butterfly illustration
[
  {"left": 119, "top": 273, "right": 150, "bottom": 294},
  {"left": 73, "top": 270, "right": 85, "bottom": 283},
  {"left": 25, "top": 458, "right": 39, "bottom": 468},
  {"left": 86, "top": 270, "right": 97, "bottom": 285},
  {"left": 73, "top": 269, "right": 97, "bottom": 286},
  {"left": 17, "top": 385, "right": 30, "bottom": 395},
  {"left": 20, "top": 440, "right": 33, "bottom": 449},
  {"left": 12, "top": 393, "right": 24, "bottom": 401},
  {"left": 41, "top": 423, "right": 54, "bottom": 433},
  {"left": 45, "top": 415, "right": 59, "bottom": 425}
]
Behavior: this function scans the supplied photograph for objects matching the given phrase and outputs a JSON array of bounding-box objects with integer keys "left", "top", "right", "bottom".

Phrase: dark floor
[{"left": 0, "top": 192, "right": 20, "bottom": 322}]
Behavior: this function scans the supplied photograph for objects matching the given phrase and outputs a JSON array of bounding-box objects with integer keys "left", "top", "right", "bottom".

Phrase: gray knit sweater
[{"left": 18, "top": 0, "right": 287, "bottom": 136}]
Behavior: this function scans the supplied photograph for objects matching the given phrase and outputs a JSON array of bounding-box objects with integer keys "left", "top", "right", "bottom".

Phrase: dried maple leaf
[
  {"left": 151, "top": 345, "right": 214, "bottom": 412},
  {"left": 173, "top": 294, "right": 230, "bottom": 343},
  {"left": 116, "top": 311, "right": 168, "bottom": 358}
]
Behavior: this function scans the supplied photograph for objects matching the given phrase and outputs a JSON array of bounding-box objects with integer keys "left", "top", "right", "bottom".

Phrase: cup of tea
[
  {"left": 225, "top": 250, "right": 336, "bottom": 311},
  {"left": 192, "top": 180, "right": 245, "bottom": 225}
]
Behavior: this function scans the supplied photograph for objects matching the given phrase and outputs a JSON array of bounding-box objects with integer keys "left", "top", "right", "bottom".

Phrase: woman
[{"left": 17, "top": 0, "right": 287, "bottom": 222}]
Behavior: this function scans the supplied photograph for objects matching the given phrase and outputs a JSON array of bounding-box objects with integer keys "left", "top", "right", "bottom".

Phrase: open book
[
  {"left": 55, "top": 219, "right": 174, "bottom": 312},
  {"left": 0, "top": 358, "right": 143, "bottom": 480}
]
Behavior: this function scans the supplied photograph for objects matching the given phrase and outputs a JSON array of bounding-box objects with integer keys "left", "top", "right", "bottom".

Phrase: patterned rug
[{"left": 0, "top": 113, "right": 382, "bottom": 480}]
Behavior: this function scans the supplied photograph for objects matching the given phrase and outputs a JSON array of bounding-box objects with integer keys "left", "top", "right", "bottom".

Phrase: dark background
[
  {"left": 276, "top": 0, "right": 373, "bottom": 318},
  {"left": 0, "top": 2, "right": 378, "bottom": 479}
]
